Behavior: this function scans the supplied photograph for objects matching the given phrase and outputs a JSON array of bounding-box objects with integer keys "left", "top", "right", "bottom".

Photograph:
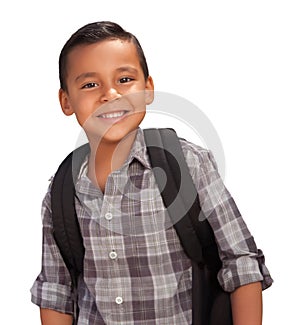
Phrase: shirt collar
[
  {"left": 123, "top": 128, "right": 152, "bottom": 170},
  {"left": 75, "top": 128, "right": 151, "bottom": 196}
]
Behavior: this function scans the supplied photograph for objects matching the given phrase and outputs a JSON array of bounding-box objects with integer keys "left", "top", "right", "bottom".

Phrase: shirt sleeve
[
  {"left": 30, "top": 181, "right": 74, "bottom": 314},
  {"left": 183, "top": 142, "right": 273, "bottom": 293}
]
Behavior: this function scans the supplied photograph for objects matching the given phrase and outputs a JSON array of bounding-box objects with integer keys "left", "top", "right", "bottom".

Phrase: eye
[
  {"left": 82, "top": 82, "right": 98, "bottom": 89},
  {"left": 119, "top": 77, "right": 133, "bottom": 84}
]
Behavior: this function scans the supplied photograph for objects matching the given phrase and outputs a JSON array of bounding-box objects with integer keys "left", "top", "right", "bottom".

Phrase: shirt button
[
  {"left": 105, "top": 212, "right": 113, "bottom": 220},
  {"left": 115, "top": 296, "right": 123, "bottom": 304},
  {"left": 109, "top": 251, "right": 118, "bottom": 260}
]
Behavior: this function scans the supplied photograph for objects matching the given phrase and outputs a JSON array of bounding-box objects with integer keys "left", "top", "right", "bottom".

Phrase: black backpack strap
[
  {"left": 144, "top": 128, "right": 204, "bottom": 263},
  {"left": 51, "top": 143, "right": 90, "bottom": 323}
]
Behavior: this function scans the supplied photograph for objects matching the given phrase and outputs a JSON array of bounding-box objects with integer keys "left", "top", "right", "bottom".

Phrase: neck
[{"left": 87, "top": 130, "right": 138, "bottom": 189}]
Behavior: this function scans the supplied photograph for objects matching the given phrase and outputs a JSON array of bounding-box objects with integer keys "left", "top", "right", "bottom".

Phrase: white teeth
[{"left": 99, "top": 111, "right": 126, "bottom": 119}]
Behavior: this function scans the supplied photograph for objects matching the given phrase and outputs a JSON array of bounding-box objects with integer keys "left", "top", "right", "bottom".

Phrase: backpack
[{"left": 51, "top": 128, "right": 232, "bottom": 325}]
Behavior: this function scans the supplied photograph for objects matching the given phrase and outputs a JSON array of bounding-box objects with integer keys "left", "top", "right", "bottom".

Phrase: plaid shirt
[{"left": 31, "top": 128, "right": 273, "bottom": 324}]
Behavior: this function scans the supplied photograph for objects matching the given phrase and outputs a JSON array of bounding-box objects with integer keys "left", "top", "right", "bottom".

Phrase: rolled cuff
[
  {"left": 30, "top": 279, "right": 74, "bottom": 315},
  {"left": 218, "top": 249, "right": 273, "bottom": 293}
]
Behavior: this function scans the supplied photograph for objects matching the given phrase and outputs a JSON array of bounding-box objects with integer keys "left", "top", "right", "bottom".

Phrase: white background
[{"left": 1, "top": 1, "right": 299, "bottom": 324}]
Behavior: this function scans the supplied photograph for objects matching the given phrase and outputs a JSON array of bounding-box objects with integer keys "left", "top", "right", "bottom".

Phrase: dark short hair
[{"left": 59, "top": 21, "right": 149, "bottom": 91}]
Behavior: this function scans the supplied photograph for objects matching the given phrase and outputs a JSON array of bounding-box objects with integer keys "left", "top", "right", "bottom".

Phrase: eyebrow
[
  {"left": 75, "top": 66, "right": 138, "bottom": 83},
  {"left": 115, "top": 66, "right": 138, "bottom": 74},
  {"left": 75, "top": 72, "right": 99, "bottom": 82}
]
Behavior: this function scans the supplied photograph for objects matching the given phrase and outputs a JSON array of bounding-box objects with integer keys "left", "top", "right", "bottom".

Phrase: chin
[
  {"left": 106, "top": 113, "right": 144, "bottom": 141},
  {"left": 100, "top": 126, "right": 138, "bottom": 145}
]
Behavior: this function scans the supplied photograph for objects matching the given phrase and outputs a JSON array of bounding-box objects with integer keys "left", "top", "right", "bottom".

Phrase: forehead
[{"left": 66, "top": 39, "right": 141, "bottom": 74}]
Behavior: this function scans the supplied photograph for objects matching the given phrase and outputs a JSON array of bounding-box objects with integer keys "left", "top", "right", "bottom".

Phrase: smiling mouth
[{"left": 97, "top": 110, "right": 129, "bottom": 119}]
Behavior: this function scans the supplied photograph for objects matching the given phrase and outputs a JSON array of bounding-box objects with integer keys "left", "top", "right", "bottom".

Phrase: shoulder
[{"left": 178, "top": 137, "right": 218, "bottom": 173}]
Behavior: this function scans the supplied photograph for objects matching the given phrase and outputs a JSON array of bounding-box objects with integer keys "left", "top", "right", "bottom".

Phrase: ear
[
  {"left": 145, "top": 76, "right": 154, "bottom": 105},
  {"left": 59, "top": 89, "right": 74, "bottom": 116}
]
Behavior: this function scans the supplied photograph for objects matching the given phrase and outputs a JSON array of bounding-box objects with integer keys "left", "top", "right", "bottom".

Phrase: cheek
[
  {"left": 70, "top": 98, "right": 96, "bottom": 124},
  {"left": 73, "top": 106, "right": 94, "bottom": 127},
  {"left": 124, "top": 90, "right": 148, "bottom": 110}
]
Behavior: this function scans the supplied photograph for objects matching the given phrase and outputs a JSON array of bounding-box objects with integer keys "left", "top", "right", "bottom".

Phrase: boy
[{"left": 31, "top": 21, "right": 272, "bottom": 324}]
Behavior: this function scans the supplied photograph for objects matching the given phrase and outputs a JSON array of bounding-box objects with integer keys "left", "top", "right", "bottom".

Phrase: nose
[{"left": 100, "top": 86, "right": 121, "bottom": 103}]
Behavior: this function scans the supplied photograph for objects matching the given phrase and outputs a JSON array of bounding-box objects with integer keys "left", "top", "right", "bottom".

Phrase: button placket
[{"left": 102, "top": 178, "right": 126, "bottom": 311}]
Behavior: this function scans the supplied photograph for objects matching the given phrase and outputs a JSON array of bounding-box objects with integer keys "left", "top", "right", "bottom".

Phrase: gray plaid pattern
[{"left": 31, "top": 128, "right": 272, "bottom": 324}]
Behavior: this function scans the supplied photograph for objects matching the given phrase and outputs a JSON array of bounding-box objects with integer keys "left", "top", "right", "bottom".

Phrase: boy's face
[{"left": 59, "top": 39, "right": 154, "bottom": 145}]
